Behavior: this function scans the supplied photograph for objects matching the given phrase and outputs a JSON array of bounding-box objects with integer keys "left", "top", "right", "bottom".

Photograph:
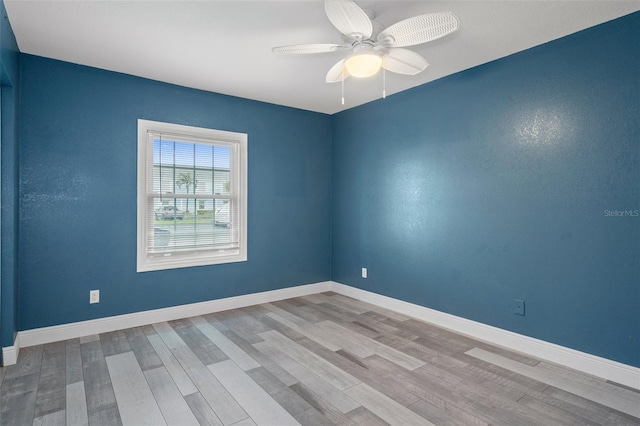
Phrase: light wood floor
[{"left": 1, "top": 292, "right": 639, "bottom": 425}]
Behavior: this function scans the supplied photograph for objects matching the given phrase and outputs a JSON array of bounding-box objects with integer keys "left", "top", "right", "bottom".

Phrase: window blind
[{"left": 145, "top": 131, "right": 241, "bottom": 258}]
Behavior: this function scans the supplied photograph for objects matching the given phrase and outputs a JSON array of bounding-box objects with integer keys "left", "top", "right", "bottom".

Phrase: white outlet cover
[
  {"left": 361, "top": 267, "right": 367, "bottom": 279},
  {"left": 90, "top": 290, "right": 100, "bottom": 304}
]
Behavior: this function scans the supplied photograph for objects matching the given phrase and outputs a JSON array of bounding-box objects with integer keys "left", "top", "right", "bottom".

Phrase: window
[{"left": 137, "top": 119, "right": 247, "bottom": 272}]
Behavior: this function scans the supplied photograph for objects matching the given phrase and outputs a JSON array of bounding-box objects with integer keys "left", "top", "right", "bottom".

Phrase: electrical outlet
[
  {"left": 514, "top": 299, "right": 525, "bottom": 316},
  {"left": 90, "top": 290, "right": 100, "bottom": 304},
  {"left": 361, "top": 267, "right": 367, "bottom": 279}
]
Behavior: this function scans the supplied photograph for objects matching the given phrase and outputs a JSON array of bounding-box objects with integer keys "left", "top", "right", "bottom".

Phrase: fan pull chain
[
  {"left": 383, "top": 68, "right": 386, "bottom": 99},
  {"left": 341, "top": 69, "right": 345, "bottom": 105}
]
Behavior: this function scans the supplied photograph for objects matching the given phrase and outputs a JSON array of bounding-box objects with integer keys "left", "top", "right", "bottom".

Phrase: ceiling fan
[{"left": 273, "top": 1, "right": 460, "bottom": 86}]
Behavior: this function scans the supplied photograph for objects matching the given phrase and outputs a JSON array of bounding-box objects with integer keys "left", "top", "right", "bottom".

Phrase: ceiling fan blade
[
  {"left": 382, "top": 48, "right": 429, "bottom": 75},
  {"left": 326, "top": 59, "right": 350, "bottom": 83},
  {"left": 325, "top": 1, "right": 372, "bottom": 39},
  {"left": 272, "top": 43, "right": 344, "bottom": 55},
  {"left": 378, "top": 12, "right": 459, "bottom": 48}
]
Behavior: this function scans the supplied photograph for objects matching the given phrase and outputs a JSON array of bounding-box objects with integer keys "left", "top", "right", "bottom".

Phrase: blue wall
[
  {"left": 0, "top": 0, "right": 20, "bottom": 351},
  {"left": 11, "top": 9, "right": 640, "bottom": 369},
  {"left": 18, "top": 55, "right": 331, "bottom": 330},
  {"left": 332, "top": 12, "right": 639, "bottom": 367}
]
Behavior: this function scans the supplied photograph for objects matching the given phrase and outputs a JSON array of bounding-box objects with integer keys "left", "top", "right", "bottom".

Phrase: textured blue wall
[
  {"left": 332, "top": 12, "right": 639, "bottom": 367},
  {"left": 12, "top": 9, "right": 640, "bottom": 369},
  {"left": 0, "top": 0, "right": 20, "bottom": 350},
  {"left": 18, "top": 55, "right": 331, "bottom": 330}
]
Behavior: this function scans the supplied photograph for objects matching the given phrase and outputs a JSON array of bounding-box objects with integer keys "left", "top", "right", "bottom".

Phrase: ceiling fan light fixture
[{"left": 344, "top": 53, "right": 382, "bottom": 78}]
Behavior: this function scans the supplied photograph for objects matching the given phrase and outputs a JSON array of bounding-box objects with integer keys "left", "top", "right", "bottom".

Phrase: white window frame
[{"left": 137, "top": 119, "right": 247, "bottom": 272}]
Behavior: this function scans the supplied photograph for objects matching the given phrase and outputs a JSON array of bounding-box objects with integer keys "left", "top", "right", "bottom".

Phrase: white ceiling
[{"left": 5, "top": 1, "right": 639, "bottom": 114}]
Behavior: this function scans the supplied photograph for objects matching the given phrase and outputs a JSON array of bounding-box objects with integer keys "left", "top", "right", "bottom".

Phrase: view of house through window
[{"left": 137, "top": 120, "right": 247, "bottom": 272}]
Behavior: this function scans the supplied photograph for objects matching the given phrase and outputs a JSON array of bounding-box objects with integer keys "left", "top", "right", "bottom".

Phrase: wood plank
[
  {"left": 262, "top": 303, "right": 346, "bottom": 351},
  {"left": 285, "top": 299, "right": 382, "bottom": 340},
  {"left": 33, "top": 409, "right": 65, "bottom": 426},
  {"left": 79, "top": 335, "right": 100, "bottom": 344},
  {"left": 171, "top": 345, "right": 248, "bottom": 425},
  {"left": 145, "top": 334, "right": 198, "bottom": 396},
  {"left": 66, "top": 381, "right": 89, "bottom": 426},
  {"left": 545, "top": 385, "right": 640, "bottom": 425},
  {"left": 344, "top": 383, "right": 435, "bottom": 426},
  {"left": 290, "top": 337, "right": 423, "bottom": 408},
  {"left": 536, "top": 360, "right": 607, "bottom": 388},
  {"left": 344, "top": 320, "right": 383, "bottom": 339},
  {"left": 402, "top": 371, "right": 503, "bottom": 426},
  {"left": 99, "top": 331, "right": 131, "bottom": 357},
  {"left": 124, "top": 327, "right": 164, "bottom": 372},
  {"left": 309, "top": 301, "right": 365, "bottom": 324},
  {"left": 184, "top": 392, "right": 223, "bottom": 426},
  {"left": 3, "top": 345, "right": 43, "bottom": 380},
  {"left": 349, "top": 311, "right": 402, "bottom": 335},
  {"left": 410, "top": 349, "right": 534, "bottom": 404},
  {"left": 289, "top": 382, "right": 359, "bottom": 426},
  {"left": 0, "top": 372, "right": 39, "bottom": 425},
  {"left": 272, "top": 299, "right": 332, "bottom": 323},
  {"left": 230, "top": 418, "right": 257, "bottom": 426},
  {"left": 319, "top": 294, "right": 371, "bottom": 315},
  {"left": 206, "top": 308, "right": 270, "bottom": 344},
  {"left": 87, "top": 406, "right": 122, "bottom": 426},
  {"left": 254, "top": 340, "right": 360, "bottom": 414},
  {"left": 221, "top": 329, "right": 299, "bottom": 387},
  {"left": 141, "top": 324, "right": 158, "bottom": 336},
  {"left": 80, "top": 340, "right": 117, "bottom": 415},
  {"left": 169, "top": 318, "right": 229, "bottom": 365},
  {"left": 606, "top": 380, "right": 640, "bottom": 394},
  {"left": 291, "top": 332, "right": 422, "bottom": 408},
  {"left": 454, "top": 358, "right": 538, "bottom": 402},
  {"left": 346, "top": 406, "right": 391, "bottom": 426},
  {"left": 329, "top": 294, "right": 413, "bottom": 321},
  {"left": 404, "top": 319, "right": 476, "bottom": 352},
  {"left": 465, "top": 347, "right": 640, "bottom": 418},
  {"left": 414, "top": 356, "right": 553, "bottom": 425},
  {"left": 105, "top": 351, "right": 166, "bottom": 425},
  {"left": 190, "top": 316, "right": 260, "bottom": 371},
  {"left": 298, "top": 293, "right": 328, "bottom": 304},
  {"left": 265, "top": 311, "right": 361, "bottom": 354},
  {"left": 258, "top": 330, "right": 360, "bottom": 390},
  {"left": 472, "top": 341, "right": 542, "bottom": 367},
  {"left": 458, "top": 352, "right": 550, "bottom": 395},
  {"left": 205, "top": 316, "right": 229, "bottom": 332},
  {"left": 339, "top": 350, "right": 489, "bottom": 426},
  {"left": 245, "top": 366, "right": 332, "bottom": 425},
  {"left": 317, "top": 320, "right": 425, "bottom": 370},
  {"left": 517, "top": 394, "right": 602, "bottom": 425},
  {"left": 144, "top": 367, "right": 199, "bottom": 426},
  {"left": 353, "top": 355, "right": 420, "bottom": 407},
  {"left": 66, "top": 339, "right": 84, "bottom": 385},
  {"left": 152, "top": 322, "right": 187, "bottom": 349},
  {"left": 208, "top": 359, "right": 300, "bottom": 425},
  {"left": 373, "top": 333, "right": 440, "bottom": 361},
  {"left": 404, "top": 332, "right": 468, "bottom": 358},
  {"left": 407, "top": 399, "right": 468, "bottom": 426},
  {"left": 253, "top": 310, "right": 308, "bottom": 342},
  {"left": 34, "top": 341, "right": 67, "bottom": 418}
]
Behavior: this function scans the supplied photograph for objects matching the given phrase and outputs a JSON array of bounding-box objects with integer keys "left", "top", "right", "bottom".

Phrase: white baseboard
[
  {"left": 5, "top": 281, "right": 332, "bottom": 363},
  {"left": 330, "top": 282, "right": 640, "bottom": 390},
  {"left": 2, "top": 334, "right": 19, "bottom": 366},
  {"left": 4, "top": 279, "right": 638, "bottom": 391}
]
